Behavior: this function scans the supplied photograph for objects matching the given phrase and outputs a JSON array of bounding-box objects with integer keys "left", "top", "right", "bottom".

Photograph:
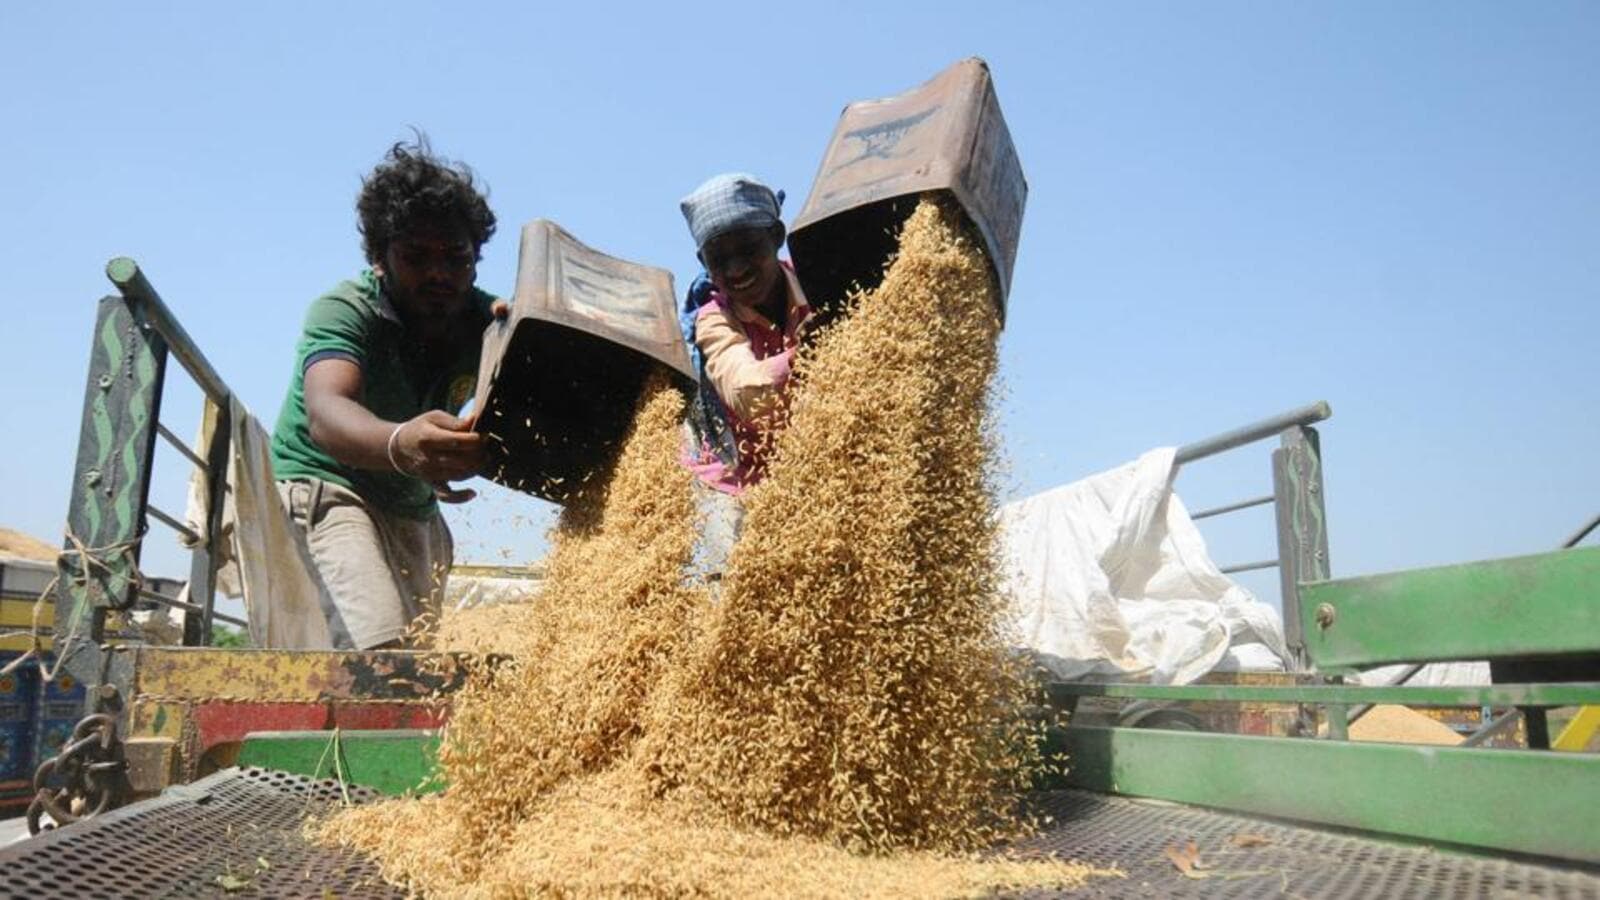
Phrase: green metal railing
[{"left": 54, "top": 259, "right": 243, "bottom": 698}]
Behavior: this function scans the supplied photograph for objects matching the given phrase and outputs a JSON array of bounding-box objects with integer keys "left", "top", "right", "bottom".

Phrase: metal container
[
  {"left": 472, "top": 219, "right": 692, "bottom": 502},
  {"left": 788, "top": 57, "right": 1027, "bottom": 323}
]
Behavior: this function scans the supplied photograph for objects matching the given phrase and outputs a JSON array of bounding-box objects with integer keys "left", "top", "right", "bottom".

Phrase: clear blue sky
[{"left": 2, "top": 2, "right": 1595, "bottom": 612}]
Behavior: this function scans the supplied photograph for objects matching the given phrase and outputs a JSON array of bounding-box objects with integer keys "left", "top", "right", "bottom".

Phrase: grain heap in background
[
  {"left": 318, "top": 199, "right": 1103, "bottom": 896},
  {"left": 430, "top": 599, "right": 541, "bottom": 655}
]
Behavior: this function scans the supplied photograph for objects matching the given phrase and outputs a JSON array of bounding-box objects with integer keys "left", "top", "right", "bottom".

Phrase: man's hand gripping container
[
  {"left": 788, "top": 57, "right": 1027, "bottom": 324},
  {"left": 471, "top": 220, "right": 693, "bottom": 503}
]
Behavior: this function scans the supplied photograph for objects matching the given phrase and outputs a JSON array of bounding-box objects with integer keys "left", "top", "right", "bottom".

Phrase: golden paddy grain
[{"left": 317, "top": 198, "right": 1105, "bottom": 897}]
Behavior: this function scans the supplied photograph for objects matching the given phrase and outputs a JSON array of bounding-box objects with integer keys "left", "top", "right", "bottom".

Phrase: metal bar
[
  {"left": 1462, "top": 709, "right": 1523, "bottom": 747},
  {"left": 105, "top": 258, "right": 229, "bottom": 405},
  {"left": 144, "top": 504, "right": 201, "bottom": 546},
  {"left": 1326, "top": 703, "right": 1350, "bottom": 740},
  {"left": 1189, "top": 494, "right": 1275, "bottom": 521},
  {"left": 135, "top": 588, "right": 247, "bottom": 628},
  {"left": 1300, "top": 545, "right": 1600, "bottom": 670},
  {"left": 1044, "top": 680, "right": 1600, "bottom": 708},
  {"left": 185, "top": 401, "right": 230, "bottom": 647},
  {"left": 1219, "top": 559, "right": 1279, "bottom": 575},
  {"left": 1060, "top": 725, "right": 1600, "bottom": 863},
  {"left": 155, "top": 422, "right": 208, "bottom": 473},
  {"left": 1347, "top": 663, "right": 1425, "bottom": 726},
  {"left": 1526, "top": 708, "right": 1552, "bottom": 749},
  {"left": 1563, "top": 512, "right": 1600, "bottom": 549},
  {"left": 1173, "top": 400, "right": 1331, "bottom": 465}
]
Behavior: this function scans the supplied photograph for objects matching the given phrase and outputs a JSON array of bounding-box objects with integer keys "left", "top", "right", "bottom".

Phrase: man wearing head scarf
[{"left": 678, "top": 173, "right": 813, "bottom": 570}]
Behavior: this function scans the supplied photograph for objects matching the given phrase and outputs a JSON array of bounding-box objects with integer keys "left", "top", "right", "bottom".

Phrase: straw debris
[{"left": 317, "top": 198, "right": 1101, "bottom": 896}]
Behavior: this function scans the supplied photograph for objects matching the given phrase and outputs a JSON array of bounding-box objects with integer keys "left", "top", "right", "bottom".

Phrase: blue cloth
[
  {"left": 679, "top": 173, "right": 785, "bottom": 249},
  {"left": 680, "top": 272, "right": 738, "bottom": 468}
]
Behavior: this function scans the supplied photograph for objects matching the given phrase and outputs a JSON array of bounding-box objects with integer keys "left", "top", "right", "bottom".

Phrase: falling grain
[{"left": 317, "top": 198, "right": 1103, "bottom": 896}]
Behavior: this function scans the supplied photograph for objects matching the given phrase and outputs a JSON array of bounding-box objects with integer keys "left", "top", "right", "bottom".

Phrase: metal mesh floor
[
  {"left": 0, "top": 767, "right": 401, "bottom": 899},
  {"left": 1011, "top": 791, "right": 1600, "bottom": 898},
  {"left": 3, "top": 771, "right": 1597, "bottom": 898}
]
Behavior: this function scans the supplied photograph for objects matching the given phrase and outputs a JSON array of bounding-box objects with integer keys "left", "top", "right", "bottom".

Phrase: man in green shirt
[{"left": 270, "top": 138, "right": 506, "bottom": 649}]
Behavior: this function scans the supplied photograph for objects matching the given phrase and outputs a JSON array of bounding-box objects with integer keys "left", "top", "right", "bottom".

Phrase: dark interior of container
[
  {"left": 787, "top": 196, "right": 919, "bottom": 330},
  {"left": 474, "top": 320, "right": 686, "bottom": 504},
  {"left": 789, "top": 191, "right": 1006, "bottom": 332}
]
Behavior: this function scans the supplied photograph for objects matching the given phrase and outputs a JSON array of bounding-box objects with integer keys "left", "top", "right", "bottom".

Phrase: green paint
[
  {"left": 82, "top": 311, "right": 125, "bottom": 540},
  {"left": 115, "top": 325, "right": 159, "bottom": 540},
  {"left": 152, "top": 704, "right": 167, "bottom": 734},
  {"left": 106, "top": 257, "right": 139, "bottom": 284},
  {"left": 1300, "top": 546, "right": 1600, "bottom": 670},
  {"left": 1061, "top": 725, "right": 1600, "bottom": 863},
  {"left": 236, "top": 730, "right": 444, "bottom": 797},
  {"left": 1047, "top": 680, "right": 1600, "bottom": 707}
]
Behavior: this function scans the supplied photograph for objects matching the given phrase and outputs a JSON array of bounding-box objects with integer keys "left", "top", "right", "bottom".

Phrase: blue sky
[{"left": 2, "top": 2, "right": 1595, "bottom": 611}]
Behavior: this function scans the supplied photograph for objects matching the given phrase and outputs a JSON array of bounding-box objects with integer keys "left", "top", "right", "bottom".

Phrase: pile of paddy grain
[{"left": 318, "top": 198, "right": 1101, "bottom": 897}]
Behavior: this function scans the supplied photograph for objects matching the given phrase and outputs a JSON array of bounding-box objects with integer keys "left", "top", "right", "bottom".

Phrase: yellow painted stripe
[
  {"left": 0, "top": 633, "right": 50, "bottom": 652},
  {"left": 0, "top": 598, "right": 51, "bottom": 628},
  {"left": 1553, "top": 705, "right": 1600, "bottom": 752}
]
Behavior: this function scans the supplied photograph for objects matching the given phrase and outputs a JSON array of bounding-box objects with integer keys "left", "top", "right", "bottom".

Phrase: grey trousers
[
  {"left": 693, "top": 481, "right": 745, "bottom": 581},
  {"left": 277, "top": 478, "right": 452, "bottom": 649}
]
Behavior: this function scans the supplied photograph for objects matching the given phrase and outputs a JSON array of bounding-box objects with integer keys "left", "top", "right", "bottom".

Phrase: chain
[{"left": 26, "top": 712, "right": 129, "bottom": 835}]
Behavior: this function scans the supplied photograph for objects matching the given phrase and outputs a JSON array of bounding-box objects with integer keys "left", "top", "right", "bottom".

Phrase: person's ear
[
  {"left": 769, "top": 223, "right": 787, "bottom": 250},
  {"left": 696, "top": 249, "right": 707, "bottom": 269}
]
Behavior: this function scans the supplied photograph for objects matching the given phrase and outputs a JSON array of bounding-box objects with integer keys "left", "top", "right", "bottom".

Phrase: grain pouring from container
[{"left": 314, "top": 58, "right": 1106, "bottom": 897}]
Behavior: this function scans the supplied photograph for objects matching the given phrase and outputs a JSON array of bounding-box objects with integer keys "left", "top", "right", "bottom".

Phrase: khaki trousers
[{"left": 277, "top": 478, "right": 452, "bottom": 649}]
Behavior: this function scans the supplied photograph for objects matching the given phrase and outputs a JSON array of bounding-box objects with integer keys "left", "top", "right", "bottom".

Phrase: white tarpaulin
[{"left": 999, "top": 447, "right": 1290, "bottom": 684}]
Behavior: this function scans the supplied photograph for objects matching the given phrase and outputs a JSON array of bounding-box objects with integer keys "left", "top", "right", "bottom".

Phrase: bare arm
[{"left": 304, "top": 358, "right": 485, "bottom": 495}]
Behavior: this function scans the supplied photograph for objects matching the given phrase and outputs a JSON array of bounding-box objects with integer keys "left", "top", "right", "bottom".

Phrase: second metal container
[
  {"left": 788, "top": 57, "right": 1027, "bottom": 324},
  {"left": 471, "top": 220, "right": 692, "bottom": 503}
]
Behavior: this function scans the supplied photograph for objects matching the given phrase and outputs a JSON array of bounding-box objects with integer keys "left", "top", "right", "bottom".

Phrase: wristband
[{"left": 386, "top": 423, "right": 408, "bottom": 474}]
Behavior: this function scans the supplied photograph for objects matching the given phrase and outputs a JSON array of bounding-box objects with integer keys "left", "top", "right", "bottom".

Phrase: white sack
[{"left": 999, "top": 447, "right": 1290, "bottom": 684}]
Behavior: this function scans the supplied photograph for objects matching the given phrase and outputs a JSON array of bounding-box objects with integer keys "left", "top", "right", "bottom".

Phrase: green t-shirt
[{"left": 270, "top": 270, "right": 496, "bottom": 519}]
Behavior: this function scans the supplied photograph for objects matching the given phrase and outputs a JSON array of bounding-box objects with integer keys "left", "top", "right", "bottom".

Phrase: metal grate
[
  {"left": 4, "top": 773, "right": 1598, "bottom": 897},
  {"left": 0, "top": 767, "right": 401, "bottom": 899},
  {"left": 1010, "top": 790, "right": 1600, "bottom": 898}
]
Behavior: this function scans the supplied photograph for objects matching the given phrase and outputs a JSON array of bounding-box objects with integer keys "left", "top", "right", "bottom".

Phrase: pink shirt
[{"left": 684, "top": 263, "right": 812, "bottom": 495}]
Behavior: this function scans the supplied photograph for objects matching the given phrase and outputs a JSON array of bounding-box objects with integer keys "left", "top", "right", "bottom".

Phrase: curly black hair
[{"left": 357, "top": 134, "right": 496, "bottom": 264}]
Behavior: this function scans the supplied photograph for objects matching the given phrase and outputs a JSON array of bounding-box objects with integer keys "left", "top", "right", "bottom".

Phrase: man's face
[
  {"left": 700, "top": 225, "right": 782, "bottom": 309},
  {"left": 377, "top": 225, "right": 478, "bottom": 323}
]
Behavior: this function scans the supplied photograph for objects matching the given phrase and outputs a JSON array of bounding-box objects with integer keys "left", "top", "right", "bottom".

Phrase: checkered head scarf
[{"left": 679, "top": 173, "right": 785, "bottom": 250}]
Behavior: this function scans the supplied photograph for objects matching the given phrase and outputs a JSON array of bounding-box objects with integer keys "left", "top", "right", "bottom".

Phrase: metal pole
[
  {"left": 185, "top": 401, "right": 230, "bottom": 646},
  {"left": 1561, "top": 513, "right": 1600, "bottom": 549},
  {"left": 1346, "top": 664, "right": 1425, "bottom": 727},
  {"left": 155, "top": 423, "right": 209, "bottom": 474},
  {"left": 136, "top": 588, "right": 249, "bottom": 628},
  {"left": 1175, "top": 401, "right": 1332, "bottom": 465},
  {"left": 1190, "top": 494, "right": 1276, "bottom": 521},
  {"left": 1219, "top": 559, "right": 1280, "bottom": 575},
  {"left": 1462, "top": 709, "right": 1523, "bottom": 747},
  {"left": 105, "top": 258, "right": 230, "bottom": 405}
]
